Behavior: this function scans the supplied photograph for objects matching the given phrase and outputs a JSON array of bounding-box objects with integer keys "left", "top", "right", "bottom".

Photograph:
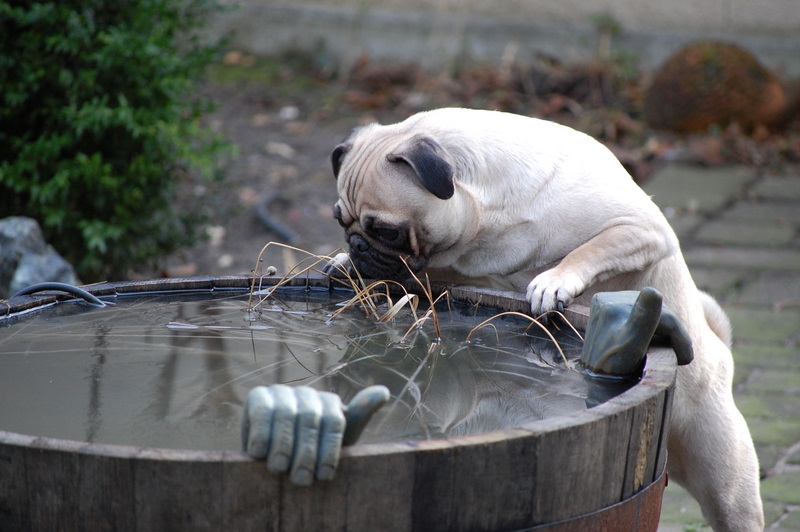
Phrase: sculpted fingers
[
  {"left": 579, "top": 288, "right": 694, "bottom": 376},
  {"left": 241, "top": 385, "right": 387, "bottom": 485},
  {"left": 242, "top": 386, "right": 275, "bottom": 459},
  {"left": 243, "top": 385, "right": 318, "bottom": 476},
  {"left": 316, "top": 392, "right": 346, "bottom": 481},
  {"left": 289, "top": 387, "right": 324, "bottom": 486},
  {"left": 265, "top": 384, "right": 299, "bottom": 473},
  {"left": 342, "top": 385, "right": 391, "bottom": 446},
  {"left": 655, "top": 306, "right": 694, "bottom": 365},
  {"left": 620, "top": 288, "right": 663, "bottom": 355}
]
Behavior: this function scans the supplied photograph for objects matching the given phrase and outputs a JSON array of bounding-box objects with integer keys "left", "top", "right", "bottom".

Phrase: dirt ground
[
  {"left": 147, "top": 53, "right": 800, "bottom": 280},
  {"left": 150, "top": 84, "right": 366, "bottom": 278}
]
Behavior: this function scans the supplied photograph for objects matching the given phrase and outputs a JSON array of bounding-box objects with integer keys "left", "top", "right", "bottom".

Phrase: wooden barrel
[{"left": 0, "top": 275, "right": 676, "bottom": 531}]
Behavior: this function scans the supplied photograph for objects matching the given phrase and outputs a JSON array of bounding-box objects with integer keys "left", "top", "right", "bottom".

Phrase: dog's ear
[
  {"left": 387, "top": 136, "right": 454, "bottom": 200},
  {"left": 331, "top": 143, "right": 350, "bottom": 179}
]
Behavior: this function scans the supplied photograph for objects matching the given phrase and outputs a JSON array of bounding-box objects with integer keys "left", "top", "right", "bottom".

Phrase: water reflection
[
  {"left": 150, "top": 300, "right": 237, "bottom": 424},
  {"left": 327, "top": 315, "right": 609, "bottom": 443},
  {"left": 85, "top": 321, "right": 109, "bottom": 443},
  {"left": 0, "top": 289, "right": 633, "bottom": 450}
]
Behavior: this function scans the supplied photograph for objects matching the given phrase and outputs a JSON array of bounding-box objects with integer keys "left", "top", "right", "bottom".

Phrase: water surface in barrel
[{"left": 0, "top": 287, "right": 634, "bottom": 450}]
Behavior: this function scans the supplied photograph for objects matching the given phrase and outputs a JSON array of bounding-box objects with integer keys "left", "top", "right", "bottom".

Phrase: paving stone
[
  {"left": 735, "top": 270, "right": 800, "bottom": 307},
  {"left": 652, "top": 165, "right": 800, "bottom": 531},
  {"left": 658, "top": 483, "right": 707, "bottom": 530},
  {"left": 694, "top": 219, "right": 795, "bottom": 247},
  {"left": 732, "top": 364, "right": 755, "bottom": 388},
  {"left": 736, "top": 368, "right": 800, "bottom": 394},
  {"left": 645, "top": 164, "right": 753, "bottom": 214},
  {"left": 761, "top": 471, "right": 800, "bottom": 505},
  {"left": 688, "top": 266, "right": 745, "bottom": 300},
  {"left": 725, "top": 306, "right": 800, "bottom": 343},
  {"left": 774, "top": 507, "right": 800, "bottom": 532},
  {"left": 735, "top": 394, "right": 800, "bottom": 422},
  {"left": 788, "top": 446, "right": 800, "bottom": 465},
  {"left": 754, "top": 444, "right": 783, "bottom": 473},
  {"left": 732, "top": 344, "right": 800, "bottom": 370},
  {"left": 723, "top": 201, "right": 800, "bottom": 224},
  {"left": 665, "top": 212, "right": 703, "bottom": 239},
  {"left": 747, "top": 417, "right": 800, "bottom": 447},
  {"left": 764, "top": 501, "right": 795, "bottom": 530},
  {"left": 685, "top": 247, "right": 800, "bottom": 271},
  {"left": 656, "top": 522, "right": 708, "bottom": 532},
  {"left": 752, "top": 175, "right": 800, "bottom": 201}
]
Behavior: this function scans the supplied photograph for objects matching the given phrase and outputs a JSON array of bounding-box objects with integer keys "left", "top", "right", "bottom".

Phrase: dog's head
[{"left": 331, "top": 123, "right": 459, "bottom": 280}]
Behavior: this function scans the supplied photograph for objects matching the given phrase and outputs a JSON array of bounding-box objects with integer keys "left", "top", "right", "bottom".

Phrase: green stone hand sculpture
[
  {"left": 581, "top": 287, "right": 694, "bottom": 377},
  {"left": 241, "top": 384, "right": 389, "bottom": 486}
]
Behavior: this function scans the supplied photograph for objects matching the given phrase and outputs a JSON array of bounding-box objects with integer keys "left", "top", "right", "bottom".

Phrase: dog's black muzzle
[{"left": 347, "top": 233, "right": 426, "bottom": 280}]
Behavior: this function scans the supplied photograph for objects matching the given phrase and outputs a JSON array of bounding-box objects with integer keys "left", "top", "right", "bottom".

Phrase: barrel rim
[{"left": 0, "top": 274, "right": 677, "bottom": 462}]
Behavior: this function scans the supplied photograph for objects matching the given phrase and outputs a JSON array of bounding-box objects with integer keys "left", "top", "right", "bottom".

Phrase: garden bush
[{"left": 0, "top": 1, "right": 228, "bottom": 281}]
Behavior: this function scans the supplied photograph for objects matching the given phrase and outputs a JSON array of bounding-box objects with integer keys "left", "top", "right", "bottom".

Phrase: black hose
[
  {"left": 11, "top": 282, "right": 111, "bottom": 307},
  {"left": 255, "top": 193, "right": 298, "bottom": 242}
]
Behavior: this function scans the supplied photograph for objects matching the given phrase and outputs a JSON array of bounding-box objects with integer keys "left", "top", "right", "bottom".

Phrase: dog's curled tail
[{"left": 699, "top": 291, "right": 733, "bottom": 348}]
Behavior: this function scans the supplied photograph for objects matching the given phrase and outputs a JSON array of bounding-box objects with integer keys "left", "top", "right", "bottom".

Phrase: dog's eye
[{"left": 375, "top": 227, "right": 400, "bottom": 242}]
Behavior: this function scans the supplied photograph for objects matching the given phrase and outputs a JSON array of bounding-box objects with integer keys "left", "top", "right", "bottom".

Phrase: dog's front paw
[
  {"left": 322, "top": 252, "right": 354, "bottom": 278},
  {"left": 526, "top": 270, "right": 583, "bottom": 316}
]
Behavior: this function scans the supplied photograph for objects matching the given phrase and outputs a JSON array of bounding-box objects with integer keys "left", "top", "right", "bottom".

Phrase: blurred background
[
  {"left": 2, "top": 0, "right": 798, "bottom": 284},
  {"left": 213, "top": 0, "right": 800, "bottom": 76},
  {"left": 171, "top": 0, "right": 800, "bottom": 279}
]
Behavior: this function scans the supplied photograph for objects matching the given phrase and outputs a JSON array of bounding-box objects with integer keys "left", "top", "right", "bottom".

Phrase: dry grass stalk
[{"left": 247, "top": 242, "right": 581, "bottom": 370}]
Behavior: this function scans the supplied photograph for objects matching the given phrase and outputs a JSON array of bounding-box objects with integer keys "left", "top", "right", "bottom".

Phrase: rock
[
  {"left": 644, "top": 41, "right": 792, "bottom": 133},
  {"left": 0, "top": 217, "right": 44, "bottom": 292},
  {"left": 0, "top": 217, "right": 81, "bottom": 299},
  {"left": 278, "top": 106, "right": 300, "bottom": 121},
  {"left": 9, "top": 253, "right": 81, "bottom": 297},
  {"left": 265, "top": 141, "right": 296, "bottom": 160}
]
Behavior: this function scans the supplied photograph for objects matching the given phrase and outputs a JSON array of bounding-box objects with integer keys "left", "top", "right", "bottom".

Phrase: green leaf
[{"left": 0, "top": 0, "right": 230, "bottom": 280}]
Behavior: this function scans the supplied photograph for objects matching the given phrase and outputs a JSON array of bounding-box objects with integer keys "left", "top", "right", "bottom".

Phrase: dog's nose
[{"left": 349, "top": 234, "right": 370, "bottom": 253}]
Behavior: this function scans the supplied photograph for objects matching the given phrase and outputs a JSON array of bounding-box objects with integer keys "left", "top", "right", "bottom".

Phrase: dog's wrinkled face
[{"left": 331, "top": 126, "right": 455, "bottom": 280}]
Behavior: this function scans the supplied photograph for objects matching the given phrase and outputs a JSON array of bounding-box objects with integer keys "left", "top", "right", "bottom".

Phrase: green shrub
[{"left": 0, "top": 1, "right": 228, "bottom": 281}]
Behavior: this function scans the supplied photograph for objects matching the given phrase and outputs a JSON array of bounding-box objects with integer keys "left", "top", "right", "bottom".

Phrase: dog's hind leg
[{"left": 666, "top": 335, "right": 764, "bottom": 532}]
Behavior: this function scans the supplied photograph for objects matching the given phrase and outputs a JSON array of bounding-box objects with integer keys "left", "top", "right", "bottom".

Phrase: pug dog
[{"left": 325, "top": 108, "right": 763, "bottom": 532}]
